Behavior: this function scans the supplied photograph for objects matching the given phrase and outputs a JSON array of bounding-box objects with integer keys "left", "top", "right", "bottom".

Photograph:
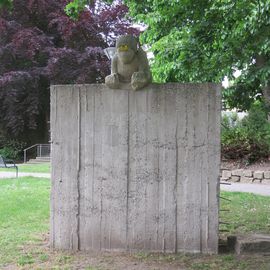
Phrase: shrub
[
  {"left": 0, "top": 140, "right": 26, "bottom": 160},
  {"left": 221, "top": 101, "right": 270, "bottom": 163}
]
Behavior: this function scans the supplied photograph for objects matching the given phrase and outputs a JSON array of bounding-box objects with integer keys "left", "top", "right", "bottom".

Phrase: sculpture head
[{"left": 116, "top": 35, "right": 139, "bottom": 64}]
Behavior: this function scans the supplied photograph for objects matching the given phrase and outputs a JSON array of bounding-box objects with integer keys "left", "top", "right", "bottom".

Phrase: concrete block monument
[{"left": 50, "top": 82, "right": 221, "bottom": 254}]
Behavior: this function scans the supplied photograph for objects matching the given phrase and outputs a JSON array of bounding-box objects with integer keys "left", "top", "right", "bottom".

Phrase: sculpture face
[
  {"left": 116, "top": 36, "right": 137, "bottom": 64},
  {"left": 117, "top": 48, "right": 135, "bottom": 64},
  {"left": 105, "top": 35, "right": 152, "bottom": 90}
]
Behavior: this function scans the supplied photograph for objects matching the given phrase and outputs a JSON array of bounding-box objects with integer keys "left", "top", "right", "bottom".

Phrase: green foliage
[
  {"left": 0, "top": 140, "right": 26, "bottom": 160},
  {"left": 123, "top": 0, "right": 270, "bottom": 110},
  {"left": 65, "top": 0, "right": 88, "bottom": 19},
  {"left": 221, "top": 113, "right": 249, "bottom": 153},
  {"left": 0, "top": 0, "right": 12, "bottom": 10},
  {"left": 17, "top": 254, "right": 35, "bottom": 266},
  {"left": 222, "top": 102, "right": 270, "bottom": 162},
  {"left": 0, "top": 146, "right": 14, "bottom": 159}
]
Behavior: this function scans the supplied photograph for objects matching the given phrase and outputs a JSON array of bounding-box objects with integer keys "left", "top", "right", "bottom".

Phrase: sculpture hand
[
  {"left": 105, "top": 73, "right": 120, "bottom": 89},
  {"left": 131, "top": 72, "right": 149, "bottom": 90}
]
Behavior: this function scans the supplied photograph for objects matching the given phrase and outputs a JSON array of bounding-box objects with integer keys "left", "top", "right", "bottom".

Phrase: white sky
[{"left": 222, "top": 70, "right": 242, "bottom": 88}]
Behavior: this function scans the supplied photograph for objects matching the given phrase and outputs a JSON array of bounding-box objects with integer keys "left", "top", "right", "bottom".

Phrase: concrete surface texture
[
  {"left": 221, "top": 169, "right": 270, "bottom": 183},
  {"left": 235, "top": 234, "right": 270, "bottom": 254},
  {"left": 50, "top": 83, "right": 221, "bottom": 254}
]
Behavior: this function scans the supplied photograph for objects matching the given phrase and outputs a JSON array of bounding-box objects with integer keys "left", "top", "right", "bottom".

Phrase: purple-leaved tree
[{"left": 0, "top": 0, "right": 138, "bottom": 148}]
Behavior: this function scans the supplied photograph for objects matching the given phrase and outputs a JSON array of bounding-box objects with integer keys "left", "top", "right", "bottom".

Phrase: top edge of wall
[{"left": 50, "top": 82, "right": 221, "bottom": 90}]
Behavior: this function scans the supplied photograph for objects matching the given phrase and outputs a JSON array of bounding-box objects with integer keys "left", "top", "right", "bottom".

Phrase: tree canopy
[
  {"left": 123, "top": 0, "right": 270, "bottom": 111},
  {"left": 0, "top": 0, "right": 137, "bottom": 143}
]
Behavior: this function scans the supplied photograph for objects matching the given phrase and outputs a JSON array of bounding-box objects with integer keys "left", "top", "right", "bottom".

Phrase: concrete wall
[{"left": 50, "top": 83, "right": 221, "bottom": 254}]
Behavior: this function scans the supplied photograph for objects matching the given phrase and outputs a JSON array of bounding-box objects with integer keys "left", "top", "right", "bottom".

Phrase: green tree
[
  {"left": 65, "top": 0, "right": 93, "bottom": 19},
  {"left": 0, "top": 0, "right": 12, "bottom": 9},
  {"left": 122, "top": 0, "right": 270, "bottom": 111}
]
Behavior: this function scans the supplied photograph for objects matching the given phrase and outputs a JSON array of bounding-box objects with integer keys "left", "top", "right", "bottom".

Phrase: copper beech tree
[{"left": 0, "top": 0, "right": 137, "bottom": 144}]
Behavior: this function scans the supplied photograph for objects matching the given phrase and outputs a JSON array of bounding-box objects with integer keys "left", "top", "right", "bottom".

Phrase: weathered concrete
[
  {"left": 231, "top": 176, "right": 240, "bottom": 182},
  {"left": 50, "top": 83, "right": 221, "bottom": 254},
  {"left": 240, "top": 176, "right": 253, "bottom": 183},
  {"left": 264, "top": 171, "right": 270, "bottom": 179},
  {"left": 243, "top": 170, "right": 253, "bottom": 177},
  {"left": 254, "top": 171, "right": 264, "bottom": 179},
  {"left": 222, "top": 170, "right": 232, "bottom": 180},
  {"left": 235, "top": 234, "right": 270, "bottom": 254},
  {"left": 221, "top": 169, "right": 270, "bottom": 184},
  {"left": 231, "top": 169, "right": 243, "bottom": 177}
]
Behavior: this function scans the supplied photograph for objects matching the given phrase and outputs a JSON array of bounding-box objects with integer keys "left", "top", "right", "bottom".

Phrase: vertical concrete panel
[
  {"left": 143, "top": 90, "right": 161, "bottom": 251},
  {"left": 77, "top": 85, "right": 90, "bottom": 250},
  {"left": 97, "top": 88, "right": 129, "bottom": 250},
  {"left": 175, "top": 86, "right": 188, "bottom": 251},
  {"left": 128, "top": 89, "right": 150, "bottom": 250},
  {"left": 184, "top": 85, "right": 199, "bottom": 252},
  {"left": 156, "top": 86, "right": 178, "bottom": 252},
  {"left": 50, "top": 85, "right": 80, "bottom": 250},
  {"left": 196, "top": 85, "right": 210, "bottom": 253},
  {"left": 207, "top": 84, "right": 221, "bottom": 252},
  {"left": 51, "top": 83, "right": 220, "bottom": 254},
  {"left": 78, "top": 85, "right": 129, "bottom": 251}
]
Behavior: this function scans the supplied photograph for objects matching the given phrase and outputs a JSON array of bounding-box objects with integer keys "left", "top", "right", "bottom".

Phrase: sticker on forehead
[{"left": 118, "top": 45, "right": 129, "bottom": 51}]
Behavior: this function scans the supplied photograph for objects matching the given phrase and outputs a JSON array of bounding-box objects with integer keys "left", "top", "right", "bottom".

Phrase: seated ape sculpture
[{"left": 105, "top": 35, "right": 152, "bottom": 90}]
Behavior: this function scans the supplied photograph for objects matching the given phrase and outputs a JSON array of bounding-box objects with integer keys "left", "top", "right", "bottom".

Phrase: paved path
[
  {"left": 1, "top": 172, "right": 269, "bottom": 196},
  {"left": 221, "top": 182, "right": 270, "bottom": 196},
  {"left": 0, "top": 172, "right": 50, "bottom": 179}
]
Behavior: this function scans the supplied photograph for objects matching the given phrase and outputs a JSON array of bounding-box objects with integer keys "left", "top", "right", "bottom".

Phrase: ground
[
  {"left": 222, "top": 159, "right": 270, "bottom": 171},
  {"left": 3, "top": 233, "right": 270, "bottom": 270},
  {"left": 1, "top": 168, "right": 270, "bottom": 269}
]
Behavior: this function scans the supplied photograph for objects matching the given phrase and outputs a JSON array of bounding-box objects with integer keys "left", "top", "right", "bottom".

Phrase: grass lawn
[
  {"left": 0, "top": 177, "right": 50, "bottom": 267},
  {"left": 0, "top": 177, "right": 270, "bottom": 269},
  {"left": 0, "top": 162, "right": 50, "bottom": 173},
  {"left": 220, "top": 191, "right": 270, "bottom": 237}
]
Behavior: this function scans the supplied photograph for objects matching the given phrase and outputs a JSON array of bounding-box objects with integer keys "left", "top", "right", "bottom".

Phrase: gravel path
[
  {"left": 0, "top": 171, "right": 50, "bottom": 179},
  {"left": 221, "top": 182, "right": 270, "bottom": 196}
]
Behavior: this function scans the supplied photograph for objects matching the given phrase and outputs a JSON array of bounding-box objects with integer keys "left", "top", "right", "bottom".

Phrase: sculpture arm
[
  {"left": 137, "top": 49, "right": 150, "bottom": 71},
  {"left": 105, "top": 54, "right": 120, "bottom": 89},
  {"left": 136, "top": 48, "right": 152, "bottom": 81},
  {"left": 111, "top": 55, "right": 118, "bottom": 74},
  {"left": 131, "top": 48, "right": 152, "bottom": 90}
]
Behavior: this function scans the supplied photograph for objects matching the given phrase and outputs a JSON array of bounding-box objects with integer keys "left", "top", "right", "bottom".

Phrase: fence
[{"left": 23, "top": 144, "right": 51, "bottom": 163}]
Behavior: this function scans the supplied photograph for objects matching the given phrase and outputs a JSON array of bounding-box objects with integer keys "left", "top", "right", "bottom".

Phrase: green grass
[
  {"left": 220, "top": 191, "right": 270, "bottom": 236},
  {"left": 0, "top": 177, "right": 50, "bottom": 267},
  {"left": 0, "top": 179, "right": 270, "bottom": 269},
  {"left": 0, "top": 162, "right": 50, "bottom": 173}
]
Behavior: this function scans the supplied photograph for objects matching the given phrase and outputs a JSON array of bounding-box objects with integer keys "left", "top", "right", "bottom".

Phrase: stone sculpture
[{"left": 105, "top": 35, "right": 152, "bottom": 90}]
